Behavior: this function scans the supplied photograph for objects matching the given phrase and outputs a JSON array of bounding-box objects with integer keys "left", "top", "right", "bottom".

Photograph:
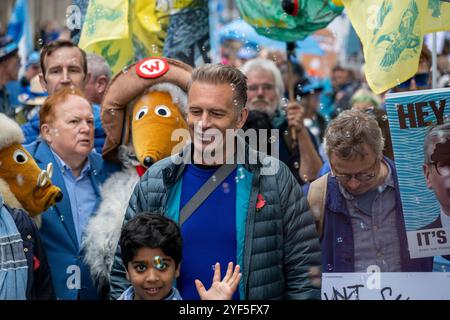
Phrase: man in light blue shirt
[
  {"left": 51, "top": 150, "right": 97, "bottom": 245},
  {"left": 26, "top": 87, "right": 118, "bottom": 299}
]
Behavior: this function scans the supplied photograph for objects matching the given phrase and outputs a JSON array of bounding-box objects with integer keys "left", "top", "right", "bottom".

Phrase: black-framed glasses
[
  {"left": 332, "top": 158, "right": 378, "bottom": 183},
  {"left": 430, "top": 160, "right": 450, "bottom": 177}
]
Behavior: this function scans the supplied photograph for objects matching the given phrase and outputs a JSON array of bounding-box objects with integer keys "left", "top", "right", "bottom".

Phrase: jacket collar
[
  {"left": 32, "top": 140, "right": 78, "bottom": 248},
  {"left": 162, "top": 137, "right": 263, "bottom": 187},
  {"left": 31, "top": 139, "right": 105, "bottom": 250},
  {"left": 33, "top": 139, "right": 105, "bottom": 177}
]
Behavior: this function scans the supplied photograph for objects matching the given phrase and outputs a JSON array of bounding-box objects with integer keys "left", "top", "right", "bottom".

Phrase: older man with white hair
[
  {"left": 84, "top": 53, "right": 111, "bottom": 106},
  {"left": 241, "top": 58, "right": 322, "bottom": 183}
]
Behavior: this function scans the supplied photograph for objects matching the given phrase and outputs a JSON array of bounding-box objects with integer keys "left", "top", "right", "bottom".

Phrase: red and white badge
[{"left": 135, "top": 58, "right": 169, "bottom": 79}]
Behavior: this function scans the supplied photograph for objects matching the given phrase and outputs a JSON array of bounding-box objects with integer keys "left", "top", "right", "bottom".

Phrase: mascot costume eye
[{"left": 0, "top": 113, "right": 62, "bottom": 219}]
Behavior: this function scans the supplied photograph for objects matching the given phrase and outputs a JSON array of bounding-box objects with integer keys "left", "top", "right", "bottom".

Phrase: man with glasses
[
  {"left": 422, "top": 122, "right": 450, "bottom": 231},
  {"left": 317, "top": 109, "right": 432, "bottom": 272},
  {"left": 421, "top": 122, "right": 450, "bottom": 271},
  {"left": 241, "top": 58, "right": 322, "bottom": 184},
  {"left": 393, "top": 45, "right": 432, "bottom": 92}
]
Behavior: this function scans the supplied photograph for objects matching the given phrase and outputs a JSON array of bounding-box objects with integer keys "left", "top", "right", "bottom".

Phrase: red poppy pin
[
  {"left": 33, "top": 256, "right": 40, "bottom": 270},
  {"left": 256, "top": 194, "right": 266, "bottom": 212}
]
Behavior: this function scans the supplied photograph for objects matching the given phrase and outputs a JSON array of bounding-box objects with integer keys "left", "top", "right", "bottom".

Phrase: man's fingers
[
  {"left": 195, "top": 279, "right": 207, "bottom": 298},
  {"left": 287, "top": 110, "right": 304, "bottom": 120},
  {"left": 309, "top": 266, "right": 321, "bottom": 276},
  {"left": 309, "top": 266, "right": 322, "bottom": 288},
  {"left": 230, "top": 272, "right": 242, "bottom": 290},
  {"left": 287, "top": 109, "right": 303, "bottom": 117},
  {"left": 229, "top": 265, "right": 241, "bottom": 285},
  {"left": 287, "top": 101, "right": 302, "bottom": 110},
  {"left": 223, "top": 262, "right": 233, "bottom": 282},
  {"left": 213, "top": 262, "right": 221, "bottom": 283},
  {"left": 288, "top": 118, "right": 302, "bottom": 128}
]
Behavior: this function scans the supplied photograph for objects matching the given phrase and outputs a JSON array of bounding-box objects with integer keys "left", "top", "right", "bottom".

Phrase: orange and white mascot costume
[
  {"left": 83, "top": 58, "right": 192, "bottom": 289},
  {"left": 0, "top": 113, "right": 62, "bottom": 219}
]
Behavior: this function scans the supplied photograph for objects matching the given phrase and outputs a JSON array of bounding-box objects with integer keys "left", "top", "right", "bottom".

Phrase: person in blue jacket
[
  {"left": 26, "top": 87, "right": 118, "bottom": 299},
  {"left": 0, "top": 196, "right": 55, "bottom": 300},
  {"left": 109, "top": 63, "right": 321, "bottom": 300},
  {"left": 21, "top": 39, "right": 105, "bottom": 153}
]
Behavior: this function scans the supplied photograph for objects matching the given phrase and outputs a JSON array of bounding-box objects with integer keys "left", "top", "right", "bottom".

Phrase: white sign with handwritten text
[{"left": 322, "top": 273, "right": 450, "bottom": 300}]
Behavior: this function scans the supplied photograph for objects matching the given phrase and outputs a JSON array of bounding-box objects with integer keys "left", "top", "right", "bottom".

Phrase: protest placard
[
  {"left": 322, "top": 272, "right": 450, "bottom": 300},
  {"left": 386, "top": 88, "right": 450, "bottom": 259}
]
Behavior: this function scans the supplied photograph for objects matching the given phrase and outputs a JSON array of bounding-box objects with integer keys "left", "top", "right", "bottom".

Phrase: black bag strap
[{"left": 179, "top": 164, "right": 237, "bottom": 226}]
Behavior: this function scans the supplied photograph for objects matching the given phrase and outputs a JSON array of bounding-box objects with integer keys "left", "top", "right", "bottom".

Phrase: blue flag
[{"left": 7, "top": 0, "right": 33, "bottom": 65}]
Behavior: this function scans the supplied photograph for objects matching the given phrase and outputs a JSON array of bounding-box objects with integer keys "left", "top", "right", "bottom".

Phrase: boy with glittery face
[{"left": 118, "top": 213, "right": 241, "bottom": 300}]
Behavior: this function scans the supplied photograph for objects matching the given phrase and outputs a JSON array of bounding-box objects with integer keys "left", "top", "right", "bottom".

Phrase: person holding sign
[
  {"left": 392, "top": 45, "right": 432, "bottom": 93},
  {"left": 241, "top": 58, "right": 323, "bottom": 184}
]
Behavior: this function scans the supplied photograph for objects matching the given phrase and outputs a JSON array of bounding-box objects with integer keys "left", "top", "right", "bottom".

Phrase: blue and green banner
[{"left": 235, "top": 0, "right": 342, "bottom": 42}]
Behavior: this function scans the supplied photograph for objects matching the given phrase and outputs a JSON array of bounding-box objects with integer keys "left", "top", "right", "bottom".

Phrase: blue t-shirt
[{"left": 178, "top": 164, "right": 239, "bottom": 300}]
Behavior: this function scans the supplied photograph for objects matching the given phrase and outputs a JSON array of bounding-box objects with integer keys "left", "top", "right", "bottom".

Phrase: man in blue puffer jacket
[{"left": 109, "top": 63, "right": 321, "bottom": 300}]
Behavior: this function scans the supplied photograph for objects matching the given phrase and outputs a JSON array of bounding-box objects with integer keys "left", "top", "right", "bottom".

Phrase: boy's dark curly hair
[{"left": 120, "top": 213, "right": 182, "bottom": 268}]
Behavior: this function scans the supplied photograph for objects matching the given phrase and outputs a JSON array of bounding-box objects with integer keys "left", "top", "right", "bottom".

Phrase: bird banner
[
  {"left": 424, "top": 0, "right": 450, "bottom": 34},
  {"left": 78, "top": 0, "right": 209, "bottom": 75},
  {"left": 341, "top": 0, "right": 450, "bottom": 94},
  {"left": 78, "top": 0, "right": 136, "bottom": 75}
]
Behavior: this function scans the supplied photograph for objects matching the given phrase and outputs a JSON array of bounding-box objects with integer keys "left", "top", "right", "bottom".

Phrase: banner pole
[{"left": 432, "top": 32, "right": 437, "bottom": 89}]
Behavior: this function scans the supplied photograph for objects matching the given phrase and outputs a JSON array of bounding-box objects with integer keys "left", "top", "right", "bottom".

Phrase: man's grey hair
[
  {"left": 240, "top": 58, "right": 285, "bottom": 98},
  {"left": 87, "top": 53, "right": 111, "bottom": 80},
  {"left": 324, "top": 109, "right": 384, "bottom": 160},
  {"left": 188, "top": 63, "right": 247, "bottom": 111},
  {"left": 423, "top": 121, "right": 450, "bottom": 163}
]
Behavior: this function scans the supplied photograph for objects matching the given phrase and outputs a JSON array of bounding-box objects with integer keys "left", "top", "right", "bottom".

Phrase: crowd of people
[{"left": 0, "top": 28, "right": 449, "bottom": 300}]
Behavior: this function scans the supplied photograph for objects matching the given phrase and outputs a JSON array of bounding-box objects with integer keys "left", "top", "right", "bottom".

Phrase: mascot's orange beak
[
  {"left": 0, "top": 143, "right": 62, "bottom": 216},
  {"left": 131, "top": 91, "right": 188, "bottom": 167}
]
